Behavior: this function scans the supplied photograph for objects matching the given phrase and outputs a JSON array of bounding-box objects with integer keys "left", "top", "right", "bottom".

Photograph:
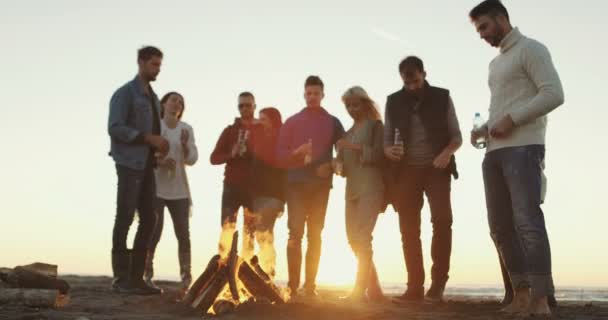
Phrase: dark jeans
[
  {"left": 149, "top": 198, "right": 191, "bottom": 254},
  {"left": 112, "top": 163, "right": 157, "bottom": 256},
  {"left": 483, "top": 145, "right": 554, "bottom": 298},
  {"left": 220, "top": 183, "right": 255, "bottom": 260},
  {"left": 395, "top": 165, "right": 453, "bottom": 290},
  {"left": 286, "top": 182, "right": 331, "bottom": 291}
]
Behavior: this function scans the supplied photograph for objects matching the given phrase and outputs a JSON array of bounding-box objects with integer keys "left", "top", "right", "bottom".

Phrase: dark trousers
[
  {"left": 112, "top": 163, "right": 157, "bottom": 269},
  {"left": 149, "top": 198, "right": 191, "bottom": 254},
  {"left": 220, "top": 183, "right": 255, "bottom": 260},
  {"left": 395, "top": 166, "right": 453, "bottom": 290},
  {"left": 286, "top": 182, "right": 331, "bottom": 291}
]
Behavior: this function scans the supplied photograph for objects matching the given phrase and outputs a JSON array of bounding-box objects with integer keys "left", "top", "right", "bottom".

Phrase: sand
[{"left": 0, "top": 275, "right": 606, "bottom": 320}]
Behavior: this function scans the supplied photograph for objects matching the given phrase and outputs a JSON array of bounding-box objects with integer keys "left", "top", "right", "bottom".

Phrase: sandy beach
[{"left": 1, "top": 275, "right": 606, "bottom": 320}]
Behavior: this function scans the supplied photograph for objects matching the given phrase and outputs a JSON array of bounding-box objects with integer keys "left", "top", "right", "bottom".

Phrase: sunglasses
[{"left": 238, "top": 103, "right": 254, "bottom": 109}]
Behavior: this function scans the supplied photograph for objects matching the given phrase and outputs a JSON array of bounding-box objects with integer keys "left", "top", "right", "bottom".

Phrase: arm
[
  {"left": 276, "top": 119, "right": 297, "bottom": 167},
  {"left": 434, "top": 97, "right": 463, "bottom": 169},
  {"left": 383, "top": 97, "right": 394, "bottom": 147},
  {"left": 107, "top": 87, "right": 142, "bottom": 143},
  {"left": 210, "top": 127, "right": 232, "bottom": 165},
  {"left": 361, "top": 120, "right": 385, "bottom": 165},
  {"left": 443, "top": 96, "right": 463, "bottom": 155},
  {"left": 184, "top": 125, "right": 198, "bottom": 166},
  {"left": 509, "top": 41, "right": 565, "bottom": 125}
]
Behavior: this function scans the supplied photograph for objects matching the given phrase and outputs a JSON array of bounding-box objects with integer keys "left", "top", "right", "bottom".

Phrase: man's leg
[
  {"left": 424, "top": 168, "right": 453, "bottom": 300},
  {"left": 503, "top": 145, "right": 553, "bottom": 314},
  {"left": 131, "top": 162, "right": 161, "bottom": 294},
  {"left": 286, "top": 183, "right": 308, "bottom": 295},
  {"left": 483, "top": 149, "right": 529, "bottom": 312},
  {"left": 112, "top": 165, "right": 144, "bottom": 292},
  {"left": 144, "top": 199, "right": 165, "bottom": 282},
  {"left": 396, "top": 167, "right": 425, "bottom": 300},
  {"left": 303, "top": 184, "right": 330, "bottom": 294},
  {"left": 219, "top": 184, "right": 240, "bottom": 257}
]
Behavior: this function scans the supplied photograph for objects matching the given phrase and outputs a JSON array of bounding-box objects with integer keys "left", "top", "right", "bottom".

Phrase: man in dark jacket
[
  {"left": 210, "top": 92, "right": 257, "bottom": 260},
  {"left": 384, "top": 56, "right": 462, "bottom": 302}
]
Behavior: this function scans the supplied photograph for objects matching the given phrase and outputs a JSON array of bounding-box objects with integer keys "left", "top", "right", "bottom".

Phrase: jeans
[
  {"left": 286, "top": 182, "right": 331, "bottom": 291},
  {"left": 112, "top": 163, "right": 157, "bottom": 256},
  {"left": 251, "top": 197, "right": 285, "bottom": 278},
  {"left": 220, "top": 183, "right": 255, "bottom": 260},
  {"left": 483, "top": 145, "right": 554, "bottom": 298},
  {"left": 395, "top": 166, "right": 453, "bottom": 289}
]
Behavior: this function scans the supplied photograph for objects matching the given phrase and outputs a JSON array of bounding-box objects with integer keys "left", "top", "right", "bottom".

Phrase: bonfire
[{"left": 182, "top": 231, "right": 284, "bottom": 315}]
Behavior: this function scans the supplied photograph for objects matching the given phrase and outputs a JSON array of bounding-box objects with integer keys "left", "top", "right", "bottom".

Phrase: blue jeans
[{"left": 483, "top": 145, "right": 554, "bottom": 298}]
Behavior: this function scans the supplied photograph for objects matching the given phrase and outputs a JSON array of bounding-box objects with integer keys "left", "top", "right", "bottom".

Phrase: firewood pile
[
  {"left": 0, "top": 263, "right": 70, "bottom": 308},
  {"left": 183, "top": 231, "right": 284, "bottom": 315}
]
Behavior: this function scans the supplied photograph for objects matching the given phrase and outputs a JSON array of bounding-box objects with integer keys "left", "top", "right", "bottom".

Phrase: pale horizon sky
[{"left": 1, "top": 0, "right": 607, "bottom": 289}]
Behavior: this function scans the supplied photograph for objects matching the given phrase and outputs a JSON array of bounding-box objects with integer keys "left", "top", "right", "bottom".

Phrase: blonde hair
[{"left": 341, "top": 86, "right": 382, "bottom": 121}]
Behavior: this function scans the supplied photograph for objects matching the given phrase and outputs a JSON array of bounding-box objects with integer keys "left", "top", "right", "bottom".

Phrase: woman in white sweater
[{"left": 144, "top": 91, "right": 198, "bottom": 299}]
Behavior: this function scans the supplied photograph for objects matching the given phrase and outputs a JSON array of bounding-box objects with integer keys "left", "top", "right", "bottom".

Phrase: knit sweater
[{"left": 486, "top": 27, "right": 564, "bottom": 152}]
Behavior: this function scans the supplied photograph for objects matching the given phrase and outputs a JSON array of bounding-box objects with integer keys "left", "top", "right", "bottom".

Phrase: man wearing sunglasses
[{"left": 211, "top": 92, "right": 258, "bottom": 260}]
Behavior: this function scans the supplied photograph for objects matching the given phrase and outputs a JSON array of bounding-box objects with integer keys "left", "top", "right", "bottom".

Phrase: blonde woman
[{"left": 336, "top": 86, "right": 385, "bottom": 302}]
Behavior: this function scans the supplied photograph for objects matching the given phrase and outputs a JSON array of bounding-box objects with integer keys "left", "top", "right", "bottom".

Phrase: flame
[{"left": 254, "top": 230, "right": 276, "bottom": 279}]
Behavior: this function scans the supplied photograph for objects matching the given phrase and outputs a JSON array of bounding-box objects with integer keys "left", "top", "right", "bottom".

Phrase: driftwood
[
  {"left": 192, "top": 264, "right": 228, "bottom": 314},
  {"left": 237, "top": 261, "right": 283, "bottom": 304},
  {"left": 0, "top": 289, "right": 69, "bottom": 308},
  {"left": 183, "top": 255, "right": 221, "bottom": 305},
  {"left": 226, "top": 231, "right": 240, "bottom": 302},
  {"left": 5, "top": 266, "right": 69, "bottom": 294},
  {"left": 19, "top": 263, "right": 58, "bottom": 278}
]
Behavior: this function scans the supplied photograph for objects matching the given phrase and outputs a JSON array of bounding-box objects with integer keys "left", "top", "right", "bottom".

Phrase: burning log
[
  {"left": 226, "top": 231, "right": 240, "bottom": 302},
  {"left": 0, "top": 289, "right": 69, "bottom": 308},
  {"left": 250, "top": 256, "right": 271, "bottom": 282},
  {"left": 212, "top": 299, "right": 237, "bottom": 315},
  {"left": 237, "top": 261, "right": 284, "bottom": 304},
  {"left": 182, "top": 254, "right": 221, "bottom": 305},
  {"left": 191, "top": 264, "right": 228, "bottom": 314}
]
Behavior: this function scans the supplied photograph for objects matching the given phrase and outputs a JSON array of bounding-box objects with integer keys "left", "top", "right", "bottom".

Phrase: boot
[
  {"left": 111, "top": 250, "right": 133, "bottom": 293},
  {"left": 130, "top": 250, "right": 163, "bottom": 295},
  {"left": 143, "top": 249, "right": 155, "bottom": 287},
  {"left": 177, "top": 251, "right": 192, "bottom": 300}
]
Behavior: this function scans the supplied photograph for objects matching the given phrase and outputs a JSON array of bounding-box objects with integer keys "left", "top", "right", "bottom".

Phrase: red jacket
[{"left": 210, "top": 118, "right": 255, "bottom": 188}]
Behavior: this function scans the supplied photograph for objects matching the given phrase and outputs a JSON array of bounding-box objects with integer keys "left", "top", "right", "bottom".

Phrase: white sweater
[
  {"left": 486, "top": 27, "right": 564, "bottom": 152},
  {"left": 155, "top": 121, "right": 198, "bottom": 200}
]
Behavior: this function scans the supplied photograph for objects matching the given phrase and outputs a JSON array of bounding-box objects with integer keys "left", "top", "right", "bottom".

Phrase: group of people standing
[{"left": 106, "top": 1, "right": 564, "bottom": 317}]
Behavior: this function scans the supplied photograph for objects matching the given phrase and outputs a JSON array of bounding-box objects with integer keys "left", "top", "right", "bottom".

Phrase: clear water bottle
[
  {"left": 238, "top": 129, "right": 249, "bottom": 156},
  {"left": 473, "top": 112, "right": 487, "bottom": 149},
  {"left": 394, "top": 128, "right": 404, "bottom": 158}
]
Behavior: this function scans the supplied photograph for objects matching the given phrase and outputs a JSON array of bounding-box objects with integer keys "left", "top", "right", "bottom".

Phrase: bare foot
[
  {"left": 500, "top": 288, "right": 530, "bottom": 314},
  {"left": 528, "top": 296, "right": 552, "bottom": 317}
]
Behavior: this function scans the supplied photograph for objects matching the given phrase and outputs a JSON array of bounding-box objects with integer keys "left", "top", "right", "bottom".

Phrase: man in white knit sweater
[{"left": 469, "top": 0, "right": 564, "bottom": 316}]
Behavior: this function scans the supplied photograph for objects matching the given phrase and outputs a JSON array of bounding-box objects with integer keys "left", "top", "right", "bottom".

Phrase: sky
[{"left": 1, "top": 0, "right": 607, "bottom": 289}]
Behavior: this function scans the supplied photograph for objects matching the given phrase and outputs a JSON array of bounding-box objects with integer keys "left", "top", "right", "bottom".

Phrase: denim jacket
[{"left": 107, "top": 76, "right": 161, "bottom": 170}]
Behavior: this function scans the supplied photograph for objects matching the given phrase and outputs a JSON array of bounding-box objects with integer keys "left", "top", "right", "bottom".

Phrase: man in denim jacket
[{"left": 107, "top": 46, "right": 168, "bottom": 295}]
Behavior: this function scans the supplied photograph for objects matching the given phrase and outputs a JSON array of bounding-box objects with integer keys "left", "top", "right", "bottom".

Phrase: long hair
[
  {"left": 341, "top": 86, "right": 382, "bottom": 121},
  {"left": 259, "top": 107, "right": 283, "bottom": 131},
  {"left": 160, "top": 91, "right": 185, "bottom": 119},
  {"left": 255, "top": 107, "right": 283, "bottom": 167}
]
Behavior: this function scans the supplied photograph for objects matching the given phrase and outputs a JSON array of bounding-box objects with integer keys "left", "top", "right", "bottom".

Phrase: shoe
[
  {"left": 130, "top": 250, "right": 163, "bottom": 295},
  {"left": 548, "top": 295, "right": 557, "bottom": 308},
  {"left": 425, "top": 283, "right": 445, "bottom": 302},
  {"left": 392, "top": 287, "right": 424, "bottom": 304},
  {"left": 111, "top": 250, "right": 133, "bottom": 293}
]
